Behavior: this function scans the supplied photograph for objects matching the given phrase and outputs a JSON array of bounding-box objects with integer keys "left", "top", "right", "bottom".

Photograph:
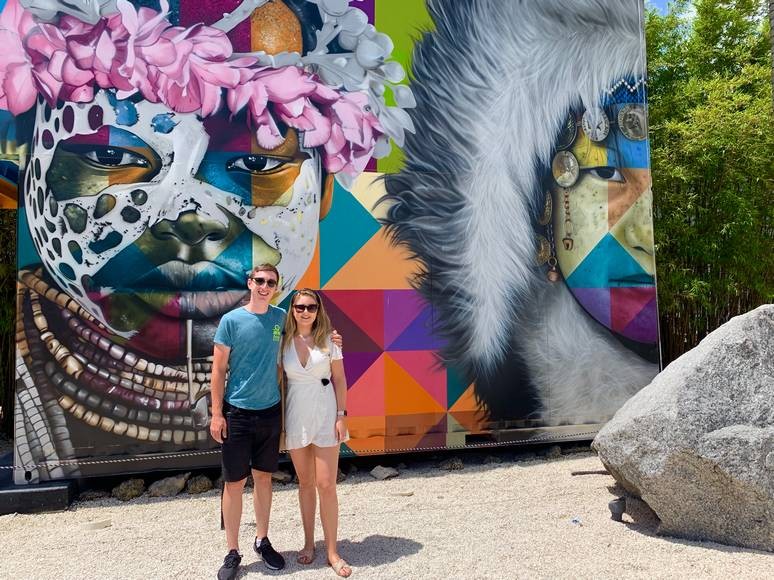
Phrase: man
[{"left": 210, "top": 263, "right": 341, "bottom": 579}]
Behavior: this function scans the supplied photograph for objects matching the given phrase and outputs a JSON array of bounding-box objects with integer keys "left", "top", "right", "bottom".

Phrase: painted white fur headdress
[{"left": 382, "top": 0, "right": 647, "bottom": 376}]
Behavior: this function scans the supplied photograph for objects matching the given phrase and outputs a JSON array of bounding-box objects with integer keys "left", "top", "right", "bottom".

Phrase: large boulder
[{"left": 593, "top": 305, "right": 774, "bottom": 552}]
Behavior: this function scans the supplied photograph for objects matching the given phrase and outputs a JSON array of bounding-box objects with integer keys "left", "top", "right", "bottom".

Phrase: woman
[{"left": 281, "top": 289, "right": 351, "bottom": 577}]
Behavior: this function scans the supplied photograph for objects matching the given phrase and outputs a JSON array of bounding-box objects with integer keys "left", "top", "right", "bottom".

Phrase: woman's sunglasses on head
[
  {"left": 250, "top": 276, "right": 278, "bottom": 289},
  {"left": 293, "top": 304, "right": 319, "bottom": 313}
]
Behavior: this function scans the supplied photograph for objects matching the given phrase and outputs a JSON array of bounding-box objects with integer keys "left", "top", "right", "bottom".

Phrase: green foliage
[{"left": 647, "top": 0, "right": 773, "bottom": 362}]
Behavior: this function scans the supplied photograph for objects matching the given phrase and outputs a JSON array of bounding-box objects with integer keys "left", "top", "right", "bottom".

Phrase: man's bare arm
[{"left": 209, "top": 343, "right": 230, "bottom": 443}]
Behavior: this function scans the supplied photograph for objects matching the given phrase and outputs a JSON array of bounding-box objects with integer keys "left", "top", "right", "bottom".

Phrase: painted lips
[
  {"left": 98, "top": 260, "right": 251, "bottom": 318},
  {"left": 610, "top": 274, "right": 655, "bottom": 286},
  {"left": 134, "top": 260, "right": 246, "bottom": 290}
]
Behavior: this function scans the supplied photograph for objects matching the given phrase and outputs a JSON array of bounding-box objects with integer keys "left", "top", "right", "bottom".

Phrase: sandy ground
[{"left": 0, "top": 451, "right": 772, "bottom": 579}]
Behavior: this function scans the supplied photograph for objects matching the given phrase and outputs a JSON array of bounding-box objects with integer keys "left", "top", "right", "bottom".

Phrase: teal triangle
[
  {"left": 320, "top": 182, "right": 380, "bottom": 286},
  {"left": 446, "top": 365, "right": 469, "bottom": 409},
  {"left": 566, "top": 233, "right": 649, "bottom": 289}
]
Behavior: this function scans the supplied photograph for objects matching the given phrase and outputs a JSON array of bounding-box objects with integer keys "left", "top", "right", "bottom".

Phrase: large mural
[{"left": 4, "top": 0, "right": 659, "bottom": 483}]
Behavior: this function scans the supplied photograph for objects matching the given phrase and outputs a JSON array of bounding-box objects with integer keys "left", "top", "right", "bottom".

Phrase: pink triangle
[
  {"left": 344, "top": 351, "right": 381, "bottom": 387},
  {"left": 611, "top": 287, "right": 657, "bottom": 334},
  {"left": 384, "top": 290, "right": 427, "bottom": 348},
  {"left": 324, "top": 290, "right": 385, "bottom": 349},
  {"left": 347, "top": 353, "right": 385, "bottom": 417},
  {"left": 621, "top": 297, "right": 659, "bottom": 343},
  {"left": 388, "top": 351, "right": 447, "bottom": 409}
]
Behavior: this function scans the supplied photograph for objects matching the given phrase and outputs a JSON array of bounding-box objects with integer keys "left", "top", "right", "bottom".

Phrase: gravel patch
[{"left": 0, "top": 453, "right": 771, "bottom": 579}]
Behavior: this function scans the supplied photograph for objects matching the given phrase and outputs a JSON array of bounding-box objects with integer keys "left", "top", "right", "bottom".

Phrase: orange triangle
[
  {"left": 608, "top": 168, "right": 650, "bottom": 228},
  {"left": 323, "top": 229, "right": 418, "bottom": 290},
  {"left": 295, "top": 236, "right": 320, "bottom": 289},
  {"left": 449, "top": 384, "right": 480, "bottom": 413},
  {"left": 384, "top": 353, "right": 446, "bottom": 415},
  {"left": 388, "top": 351, "right": 446, "bottom": 409},
  {"left": 448, "top": 384, "right": 488, "bottom": 434}
]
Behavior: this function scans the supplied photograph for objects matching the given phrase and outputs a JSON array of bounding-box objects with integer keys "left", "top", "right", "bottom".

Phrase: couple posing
[{"left": 210, "top": 264, "right": 350, "bottom": 579}]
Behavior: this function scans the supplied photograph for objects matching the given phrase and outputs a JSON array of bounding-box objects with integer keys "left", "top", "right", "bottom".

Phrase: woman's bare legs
[
  {"left": 290, "top": 446, "right": 317, "bottom": 563},
  {"left": 314, "top": 444, "right": 350, "bottom": 576}
]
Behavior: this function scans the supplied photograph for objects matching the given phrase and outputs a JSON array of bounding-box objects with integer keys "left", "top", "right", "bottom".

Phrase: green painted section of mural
[{"left": 375, "top": 0, "right": 433, "bottom": 174}]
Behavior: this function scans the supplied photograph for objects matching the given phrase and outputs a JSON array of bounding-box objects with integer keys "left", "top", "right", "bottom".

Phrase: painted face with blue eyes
[
  {"left": 25, "top": 90, "right": 332, "bottom": 337},
  {"left": 550, "top": 104, "right": 656, "bottom": 341}
]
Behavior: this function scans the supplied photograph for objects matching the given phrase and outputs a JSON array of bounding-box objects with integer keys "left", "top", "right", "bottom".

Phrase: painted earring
[
  {"left": 536, "top": 192, "right": 560, "bottom": 282},
  {"left": 538, "top": 192, "right": 552, "bottom": 226},
  {"left": 562, "top": 187, "right": 574, "bottom": 251}
]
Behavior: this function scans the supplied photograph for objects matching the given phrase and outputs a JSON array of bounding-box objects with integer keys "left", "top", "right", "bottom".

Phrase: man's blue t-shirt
[{"left": 214, "top": 305, "right": 286, "bottom": 410}]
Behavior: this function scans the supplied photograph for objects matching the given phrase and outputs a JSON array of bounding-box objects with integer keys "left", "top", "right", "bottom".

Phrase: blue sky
[{"left": 647, "top": 0, "right": 670, "bottom": 13}]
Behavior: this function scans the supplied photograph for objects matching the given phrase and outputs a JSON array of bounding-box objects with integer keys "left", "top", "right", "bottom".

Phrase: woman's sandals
[
  {"left": 296, "top": 547, "right": 315, "bottom": 565},
  {"left": 329, "top": 558, "right": 352, "bottom": 577}
]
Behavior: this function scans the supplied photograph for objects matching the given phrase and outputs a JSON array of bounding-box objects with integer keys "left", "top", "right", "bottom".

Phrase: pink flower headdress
[{"left": 0, "top": 0, "right": 415, "bottom": 184}]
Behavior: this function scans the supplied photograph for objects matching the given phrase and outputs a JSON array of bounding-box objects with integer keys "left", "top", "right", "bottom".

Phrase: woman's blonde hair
[{"left": 281, "top": 289, "right": 333, "bottom": 355}]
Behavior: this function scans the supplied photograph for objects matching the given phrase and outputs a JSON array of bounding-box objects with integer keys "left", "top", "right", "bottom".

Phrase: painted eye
[
  {"left": 83, "top": 146, "right": 150, "bottom": 168},
  {"left": 588, "top": 167, "right": 625, "bottom": 182},
  {"left": 227, "top": 155, "right": 286, "bottom": 174}
]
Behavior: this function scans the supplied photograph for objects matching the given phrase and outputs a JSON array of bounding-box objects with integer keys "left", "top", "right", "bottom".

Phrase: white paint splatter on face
[{"left": 26, "top": 91, "right": 322, "bottom": 333}]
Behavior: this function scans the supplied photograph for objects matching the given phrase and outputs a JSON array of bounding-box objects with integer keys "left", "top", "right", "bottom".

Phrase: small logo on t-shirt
[{"left": 272, "top": 324, "right": 282, "bottom": 342}]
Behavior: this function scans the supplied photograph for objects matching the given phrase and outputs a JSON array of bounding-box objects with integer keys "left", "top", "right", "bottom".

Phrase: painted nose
[
  {"left": 624, "top": 219, "right": 654, "bottom": 256},
  {"left": 150, "top": 210, "right": 228, "bottom": 245}
]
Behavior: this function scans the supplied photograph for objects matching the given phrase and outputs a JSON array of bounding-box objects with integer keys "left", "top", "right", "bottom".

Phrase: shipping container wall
[{"left": 4, "top": 0, "right": 660, "bottom": 482}]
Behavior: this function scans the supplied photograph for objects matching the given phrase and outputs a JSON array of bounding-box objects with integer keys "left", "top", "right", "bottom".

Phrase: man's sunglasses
[
  {"left": 250, "top": 276, "right": 278, "bottom": 288},
  {"left": 293, "top": 304, "right": 319, "bottom": 313}
]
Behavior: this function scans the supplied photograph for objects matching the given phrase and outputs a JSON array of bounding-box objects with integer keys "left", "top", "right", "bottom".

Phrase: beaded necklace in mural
[{"left": 18, "top": 269, "right": 211, "bottom": 444}]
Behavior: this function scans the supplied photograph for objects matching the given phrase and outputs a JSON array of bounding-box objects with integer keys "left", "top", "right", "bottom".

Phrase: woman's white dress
[{"left": 283, "top": 338, "right": 348, "bottom": 449}]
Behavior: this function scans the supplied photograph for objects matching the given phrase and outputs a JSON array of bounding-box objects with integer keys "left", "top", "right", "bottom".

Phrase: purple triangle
[
  {"left": 343, "top": 351, "right": 381, "bottom": 388},
  {"left": 387, "top": 305, "right": 446, "bottom": 351},
  {"left": 384, "top": 290, "right": 427, "bottom": 347},
  {"left": 621, "top": 297, "right": 659, "bottom": 343},
  {"left": 571, "top": 288, "right": 612, "bottom": 329}
]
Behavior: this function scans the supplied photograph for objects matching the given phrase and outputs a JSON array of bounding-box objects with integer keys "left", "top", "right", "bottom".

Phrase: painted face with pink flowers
[{"left": 25, "top": 90, "right": 325, "bottom": 332}]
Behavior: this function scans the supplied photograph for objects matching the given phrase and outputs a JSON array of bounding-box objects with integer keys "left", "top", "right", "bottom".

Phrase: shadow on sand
[
  {"left": 604, "top": 483, "right": 770, "bottom": 556},
  {"left": 238, "top": 534, "right": 422, "bottom": 576}
]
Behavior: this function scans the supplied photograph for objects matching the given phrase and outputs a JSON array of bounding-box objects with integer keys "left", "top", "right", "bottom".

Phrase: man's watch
[{"left": 336, "top": 409, "right": 347, "bottom": 417}]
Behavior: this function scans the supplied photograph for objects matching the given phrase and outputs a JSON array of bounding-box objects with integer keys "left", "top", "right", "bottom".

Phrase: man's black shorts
[{"left": 221, "top": 401, "right": 281, "bottom": 481}]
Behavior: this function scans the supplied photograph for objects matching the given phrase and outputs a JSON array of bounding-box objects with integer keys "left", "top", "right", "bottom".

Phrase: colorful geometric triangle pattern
[
  {"left": 324, "top": 290, "right": 385, "bottom": 349},
  {"left": 565, "top": 233, "right": 650, "bottom": 289},
  {"left": 302, "top": 162, "right": 497, "bottom": 455},
  {"left": 320, "top": 181, "right": 381, "bottom": 286}
]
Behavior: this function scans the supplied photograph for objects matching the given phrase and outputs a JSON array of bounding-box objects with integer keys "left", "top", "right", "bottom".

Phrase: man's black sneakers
[
  {"left": 217, "top": 549, "right": 242, "bottom": 580},
  {"left": 254, "top": 536, "right": 286, "bottom": 570}
]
